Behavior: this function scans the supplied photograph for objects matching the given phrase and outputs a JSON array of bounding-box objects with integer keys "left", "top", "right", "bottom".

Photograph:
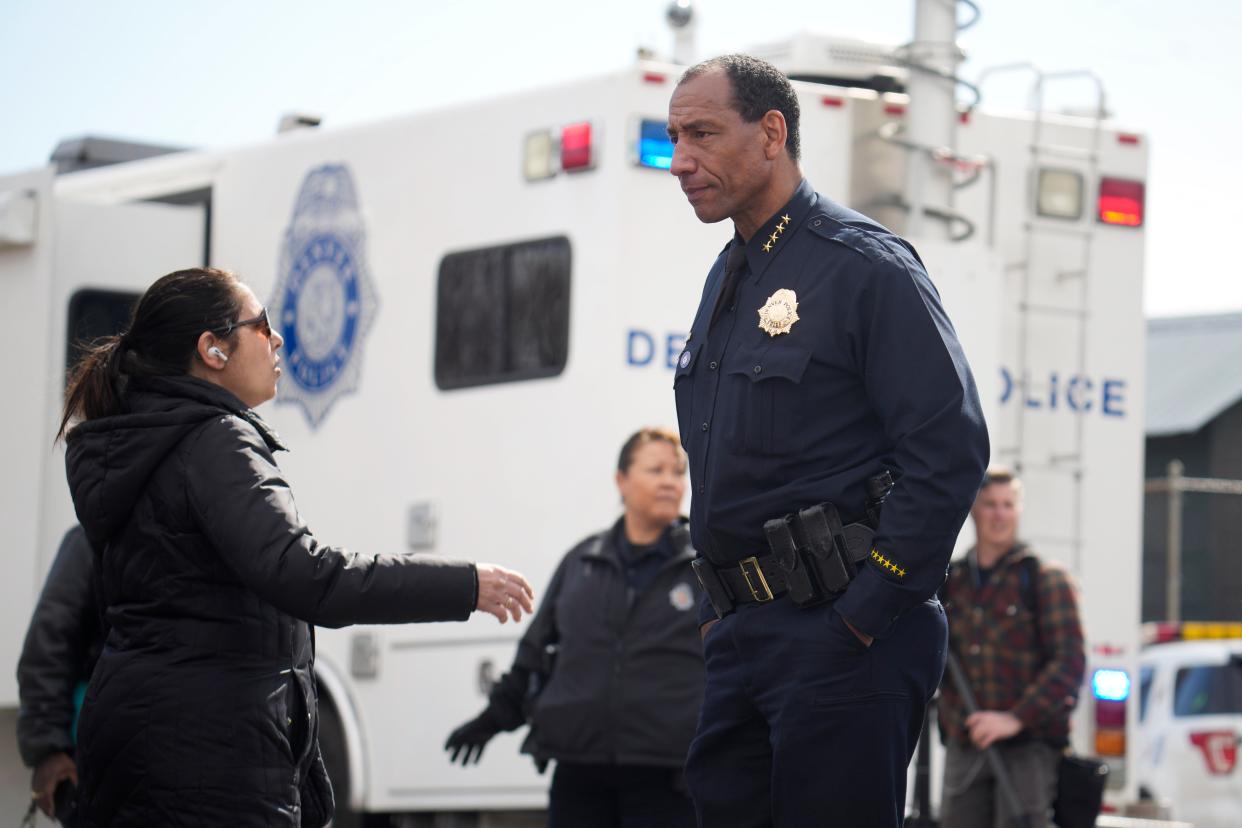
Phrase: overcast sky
[{"left": 3, "top": 0, "right": 1239, "bottom": 317}]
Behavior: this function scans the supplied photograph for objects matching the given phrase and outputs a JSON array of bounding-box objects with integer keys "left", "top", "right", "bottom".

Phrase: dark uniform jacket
[
  {"left": 17, "top": 525, "right": 102, "bottom": 768},
  {"left": 939, "top": 544, "right": 1086, "bottom": 747},
  {"left": 486, "top": 519, "right": 704, "bottom": 767},
  {"left": 674, "top": 179, "right": 989, "bottom": 635},
  {"left": 64, "top": 375, "right": 477, "bottom": 827}
]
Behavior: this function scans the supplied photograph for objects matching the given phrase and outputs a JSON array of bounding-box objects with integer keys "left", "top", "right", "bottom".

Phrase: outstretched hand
[{"left": 475, "top": 563, "right": 535, "bottom": 623}]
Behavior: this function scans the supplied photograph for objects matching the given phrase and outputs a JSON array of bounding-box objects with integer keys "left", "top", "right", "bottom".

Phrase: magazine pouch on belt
[
  {"left": 763, "top": 515, "right": 819, "bottom": 606},
  {"left": 795, "top": 503, "right": 854, "bottom": 594}
]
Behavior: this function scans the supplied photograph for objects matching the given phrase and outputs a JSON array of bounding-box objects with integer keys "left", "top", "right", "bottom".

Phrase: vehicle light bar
[
  {"left": 1181, "top": 621, "right": 1242, "bottom": 640},
  {"left": 1098, "top": 177, "right": 1144, "bottom": 227},
  {"left": 1141, "top": 620, "right": 1242, "bottom": 644},
  {"left": 636, "top": 119, "right": 674, "bottom": 170}
]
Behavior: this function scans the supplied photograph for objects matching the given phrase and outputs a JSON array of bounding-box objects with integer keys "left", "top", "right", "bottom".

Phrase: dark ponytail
[{"left": 58, "top": 267, "right": 244, "bottom": 440}]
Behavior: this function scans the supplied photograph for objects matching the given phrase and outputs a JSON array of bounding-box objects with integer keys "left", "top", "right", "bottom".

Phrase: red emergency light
[
  {"left": 561, "top": 122, "right": 594, "bottom": 172},
  {"left": 1097, "top": 177, "right": 1144, "bottom": 227},
  {"left": 821, "top": 96, "right": 844, "bottom": 108}
]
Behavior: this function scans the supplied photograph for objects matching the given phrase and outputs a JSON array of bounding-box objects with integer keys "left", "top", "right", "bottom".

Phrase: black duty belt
[
  {"left": 718, "top": 554, "right": 792, "bottom": 604},
  {"left": 692, "top": 494, "right": 888, "bottom": 619}
]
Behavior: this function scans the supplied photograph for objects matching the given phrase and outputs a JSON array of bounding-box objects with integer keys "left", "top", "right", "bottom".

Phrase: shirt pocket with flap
[{"left": 724, "top": 341, "right": 813, "bottom": 456}]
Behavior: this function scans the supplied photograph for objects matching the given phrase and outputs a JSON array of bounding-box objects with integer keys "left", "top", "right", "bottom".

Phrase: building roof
[{"left": 1147, "top": 312, "right": 1242, "bottom": 437}]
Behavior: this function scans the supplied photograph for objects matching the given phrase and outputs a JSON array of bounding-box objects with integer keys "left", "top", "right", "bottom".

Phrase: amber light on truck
[{"left": 1097, "top": 177, "right": 1144, "bottom": 227}]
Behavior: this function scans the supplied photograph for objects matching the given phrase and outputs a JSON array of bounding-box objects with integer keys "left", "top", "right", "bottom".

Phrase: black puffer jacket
[
  {"left": 16, "top": 525, "right": 102, "bottom": 768},
  {"left": 64, "top": 375, "right": 477, "bottom": 827},
  {"left": 487, "top": 519, "right": 704, "bottom": 767}
]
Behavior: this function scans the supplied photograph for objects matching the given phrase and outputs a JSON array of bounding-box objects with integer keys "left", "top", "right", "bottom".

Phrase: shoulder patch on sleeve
[{"left": 806, "top": 215, "right": 895, "bottom": 265}]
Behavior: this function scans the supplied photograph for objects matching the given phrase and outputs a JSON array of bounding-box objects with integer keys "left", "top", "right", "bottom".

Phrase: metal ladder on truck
[{"left": 981, "top": 63, "right": 1108, "bottom": 575}]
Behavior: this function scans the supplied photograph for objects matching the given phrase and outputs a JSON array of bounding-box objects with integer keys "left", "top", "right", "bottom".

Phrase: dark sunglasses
[{"left": 216, "top": 307, "right": 272, "bottom": 338}]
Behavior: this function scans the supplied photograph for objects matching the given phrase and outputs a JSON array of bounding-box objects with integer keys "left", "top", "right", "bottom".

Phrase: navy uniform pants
[
  {"left": 685, "top": 597, "right": 947, "bottom": 827},
  {"left": 548, "top": 762, "right": 696, "bottom": 828}
]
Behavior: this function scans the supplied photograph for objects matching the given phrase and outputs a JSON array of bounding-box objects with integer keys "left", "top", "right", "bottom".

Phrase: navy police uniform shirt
[{"left": 674, "top": 179, "right": 989, "bottom": 638}]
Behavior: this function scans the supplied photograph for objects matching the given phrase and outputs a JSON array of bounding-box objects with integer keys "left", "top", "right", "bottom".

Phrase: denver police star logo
[
  {"left": 758, "top": 289, "right": 799, "bottom": 336},
  {"left": 669, "top": 582, "right": 695, "bottom": 612},
  {"left": 270, "top": 164, "right": 379, "bottom": 429}
]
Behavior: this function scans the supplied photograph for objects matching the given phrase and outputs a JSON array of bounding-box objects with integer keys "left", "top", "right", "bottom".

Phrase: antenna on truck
[{"left": 666, "top": 0, "right": 696, "bottom": 65}]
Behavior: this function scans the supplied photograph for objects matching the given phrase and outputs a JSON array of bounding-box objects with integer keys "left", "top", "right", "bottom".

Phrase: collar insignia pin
[
  {"left": 762, "top": 215, "right": 792, "bottom": 253},
  {"left": 758, "top": 289, "right": 799, "bottom": 336}
]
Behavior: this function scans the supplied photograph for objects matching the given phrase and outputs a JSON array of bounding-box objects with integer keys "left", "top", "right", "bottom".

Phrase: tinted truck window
[
  {"left": 65, "top": 289, "right": 141, "bottom": 382},
  {"left": 434, "top": 236, "right": 570, "bottom": 390}
]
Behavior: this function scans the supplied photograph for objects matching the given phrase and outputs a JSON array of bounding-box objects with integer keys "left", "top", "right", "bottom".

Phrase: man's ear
[{"left": 760, "top": 109, "right": 789, "bottom": 161}]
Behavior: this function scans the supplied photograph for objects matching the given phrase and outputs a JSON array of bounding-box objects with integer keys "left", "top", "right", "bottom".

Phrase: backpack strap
[{"left": 1018, "top": 551, "right": 1047, "bottom": 665}]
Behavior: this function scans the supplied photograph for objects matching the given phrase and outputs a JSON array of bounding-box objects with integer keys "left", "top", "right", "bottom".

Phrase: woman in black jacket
[
  {"left": 444, "top": 428, "right": 704, "bottom": 828},
  {"left": 57, "top": 267, "right": 534, "bottom": 827}
]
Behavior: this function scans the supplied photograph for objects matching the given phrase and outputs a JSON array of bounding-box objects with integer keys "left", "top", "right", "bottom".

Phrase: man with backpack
[{"left": 938, "top": 468, "right": 1087, "bottom": 827}]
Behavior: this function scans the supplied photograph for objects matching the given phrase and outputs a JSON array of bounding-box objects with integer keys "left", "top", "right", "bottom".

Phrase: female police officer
[
  {"left": 58, "top": 267, "right": 533, "bottom": 826},
  {"left": 444, "top": 428, "right": 704, "bottom": 828}
]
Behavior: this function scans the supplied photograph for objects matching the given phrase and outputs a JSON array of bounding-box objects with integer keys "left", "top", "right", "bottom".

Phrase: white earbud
[{"left": 208, "top": 346, "right": 229, "bottom": 363}]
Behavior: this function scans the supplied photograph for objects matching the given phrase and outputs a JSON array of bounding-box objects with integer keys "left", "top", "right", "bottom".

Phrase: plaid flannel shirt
[{"left": 938, "top": 544, "right": 1086, "bottom": 747}]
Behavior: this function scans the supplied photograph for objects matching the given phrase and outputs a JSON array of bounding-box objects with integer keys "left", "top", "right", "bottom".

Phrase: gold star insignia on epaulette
[
  {"left": 762, "top": 214, "right": 792, "bottom": 253},
  {"left": 870, "top": 548, "right": 907, "bottom": 579}
]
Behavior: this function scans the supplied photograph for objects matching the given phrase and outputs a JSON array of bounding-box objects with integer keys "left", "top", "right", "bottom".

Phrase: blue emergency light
[
  {"left": 637, "top": 119, "right": 674, "bottom": 169},
  {"left": 1092, "top": 668, "right": 1131, "bottom": 701}
]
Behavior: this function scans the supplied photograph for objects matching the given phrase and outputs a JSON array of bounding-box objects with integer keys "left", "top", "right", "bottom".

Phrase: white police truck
[{"left": 0, "top": 9, "right": 1153, "bottom": 825}]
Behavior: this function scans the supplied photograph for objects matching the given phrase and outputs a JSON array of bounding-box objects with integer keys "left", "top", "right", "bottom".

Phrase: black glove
[{"left": 444, "top": 709, "right": 501, "bottom": 765}]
